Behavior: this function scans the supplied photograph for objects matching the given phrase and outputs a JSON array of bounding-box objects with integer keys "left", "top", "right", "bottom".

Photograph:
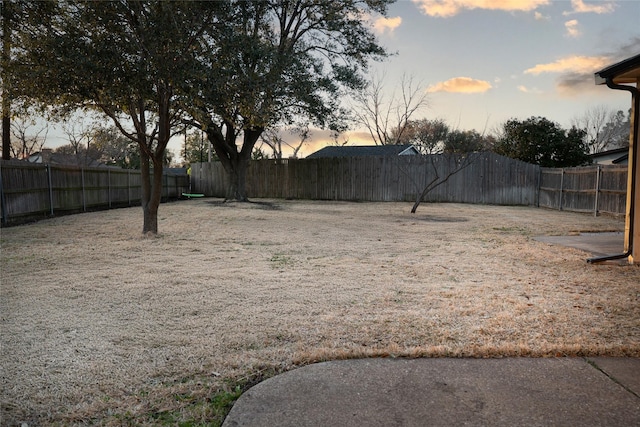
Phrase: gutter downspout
[{"left": 588, "top": 77, "right": 639, "bottom": 263}]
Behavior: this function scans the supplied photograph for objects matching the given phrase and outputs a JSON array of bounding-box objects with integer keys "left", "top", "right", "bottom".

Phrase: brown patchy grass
[{"left": 1, "top": 199, "right": 639, "bottom": 425}]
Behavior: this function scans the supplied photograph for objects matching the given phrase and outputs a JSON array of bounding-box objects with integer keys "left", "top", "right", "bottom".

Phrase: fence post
[
  {"left": 81, "top": 168, "right": 87, "bottom": 212},
  {"left": 127, "top": 170, "right": 131, "bottom": 206},
  {"left": 537, "top": 168, "right": 542, "bottom": 207},
  {"left": 594, "top": 165, "right": 601, "bottom": 217},
  {"left": 559, "top": 168, "right": 564, "bottom": 211},
  {"left": 0, "top": 163, "right": 7, "bottom": 225},
  {"left": 47, "top": 164, "right": 54, "bottom": 216},
  {"left": 108, "top": 169, "right": 112, "bottom": 208}
]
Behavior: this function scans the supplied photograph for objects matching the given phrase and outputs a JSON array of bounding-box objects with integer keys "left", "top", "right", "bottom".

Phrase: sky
[
  {"left": 291, "top": 0, "right": 640, "bottom": 157},
  {"left": 40, "top": 0, "right": 640, "bottom": 161}
]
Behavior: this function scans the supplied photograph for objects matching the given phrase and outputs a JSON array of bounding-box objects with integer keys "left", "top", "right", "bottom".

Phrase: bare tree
[
  {"left": 259, "top": 126, "right": 310, "bottom": 159},
  {"left": 571, "top": 105, "right": 629, "bottom": 153},
  {"left": 60, "top": 113, "right": 102, "bottom": 166},
  {"left": 409, "top": 153, "right": 480, "bottom": 213},
  {"left": 330, "top": 130, "right": 349, "bottom": 147},
  {"left": 9, "top": 114, "right": 48, "bottom": 159},
  {"left": 351, "top": 73, "right": 429, "bottom": 145}
]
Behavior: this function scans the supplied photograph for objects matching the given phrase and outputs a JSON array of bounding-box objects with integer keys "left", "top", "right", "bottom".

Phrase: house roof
[
  {"left": 595, "top": 53, "right": 640, "bottom": 85},
  {"left": 306, "top": 145, "right": 419, "bottom": 159},
  {"left": 589, "top": 147, "right": 629, "bottom": 164}
]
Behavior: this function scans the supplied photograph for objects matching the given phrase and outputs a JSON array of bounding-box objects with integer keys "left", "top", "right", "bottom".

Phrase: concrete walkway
[
  {"left": 534, "top": 231, "right": 625, "bottom": 258},
  {"left": 222, "top": 357, "right": 640, "bottom": 426}
]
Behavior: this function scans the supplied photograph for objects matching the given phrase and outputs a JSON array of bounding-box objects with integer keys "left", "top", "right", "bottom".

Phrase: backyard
[{"left": 1, "top": 199, "right": 639, "bottom": 425}]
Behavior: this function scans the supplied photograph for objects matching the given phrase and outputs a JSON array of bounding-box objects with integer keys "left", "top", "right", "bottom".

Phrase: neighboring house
[
  {"left": 589, "top": 147, "right": 629, "bottom": 165},
  {"left": 27, "top": 149, "right": 102, "bottom": 167},
  {"left": 306, "top": 144, "right": 419, "bottom": 159}
]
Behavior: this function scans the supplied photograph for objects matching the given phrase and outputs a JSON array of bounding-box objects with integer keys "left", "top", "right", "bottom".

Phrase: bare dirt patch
[{"left": 1, "top": 199, "right": 639, "bottom": 425}]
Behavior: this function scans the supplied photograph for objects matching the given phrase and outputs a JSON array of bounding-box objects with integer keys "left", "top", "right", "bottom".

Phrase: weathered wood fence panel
[
  {"left": 0, "top": 161, "right": 189, "bottom": 225},
  {"left": 192, "top": 152, "right": 541, "bottom": 205},
  {"left": 538, "top": 165, "right": 627, "bottom": 215}
]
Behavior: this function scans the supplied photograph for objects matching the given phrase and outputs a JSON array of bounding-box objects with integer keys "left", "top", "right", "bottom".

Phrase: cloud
[
  {"left": 555, "top": 71, "right": 601, "bottom": 95},
  {"left": 563, "top": 0, "right": 616, "bottom": 15},
  {"left": 427, "top": 77, "right": 492, "bottom": 93},
  {"left": 564, "top": 19, "right": 581, "bottom": 38},
  {"left": 524, "top": 54, "right": 613, "bottom": 96},
  {"left": 524, "top": 55, "right": 610, "bottom": 75},
  {"left": 411, "top": 0, "right": 550, "bottom": 18},
  {"left": 534, "top": 11, "right": 549, "bottom": 20},
  {"left": 372, "top": 16, "right": 402, "bottom": 34},
  {"left": 517, "top": 85, "right": 543, "bottom": 94}
]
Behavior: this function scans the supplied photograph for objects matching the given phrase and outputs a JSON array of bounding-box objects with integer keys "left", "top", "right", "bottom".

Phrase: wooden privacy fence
[
  {"left": 538, "top": 165, "right": 627, "bottom": 216},
  {"left": 192, "top": 152, "right": 541, "bottom": 205},
  {"left": 0, "top": 161, "right": 189, "bottom": 225}
]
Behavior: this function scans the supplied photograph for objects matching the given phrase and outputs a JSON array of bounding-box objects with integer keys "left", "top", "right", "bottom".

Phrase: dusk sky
[
  {"left": 285, "top": 0, "right": 639, "bottom": 157},
  {"left": 43, "top": 0, "right": 639, "bottom": 161},
  {"left": 374, "top": 0, "right": 638, "bottom": 128}
]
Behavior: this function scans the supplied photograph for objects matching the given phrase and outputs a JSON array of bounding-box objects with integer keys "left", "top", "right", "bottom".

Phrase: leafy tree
[
  {"left": 91, "top": 125, "right": 141, "bottom": 169},
  {"left": 394, "top": 118, "right": 450, "bottom": 154},
  {"left": 183, "top": 129, "right": 215, "bottom": 165},
  {"left": 186, "top": 0, "right": 392, "bottom": 201},
  {"left": 13, "top": 1, "right": 221, "bottom": 233},
  {"left": 443, "top": 129, "right": 487, "bottom": 154},
  {"left": 493, "top": 116, "right": 590, "bottom": 167}
]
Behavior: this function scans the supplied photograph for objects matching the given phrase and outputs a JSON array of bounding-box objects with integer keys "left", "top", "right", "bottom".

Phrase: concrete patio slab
[
  {"left": 534, "top": 232, "right": 625, "bottom": 257},
  {"left": 222, "top": 358, "right": 640, "bottom": 427}
]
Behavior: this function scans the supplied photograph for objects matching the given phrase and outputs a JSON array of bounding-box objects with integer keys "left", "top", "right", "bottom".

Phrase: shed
[
  {"left": 593, "top": 53, "right": 640, "bottom": 264},
  {"left": 306, "top": 144, "right": 419, "bottom": 159}
]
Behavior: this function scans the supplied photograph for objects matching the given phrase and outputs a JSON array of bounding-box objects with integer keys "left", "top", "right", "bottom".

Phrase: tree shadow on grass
[
  {"left": 205, "top": 200, "right": 283, "bottom": 211},
  {"left": 414, "top": 215, "right": 468, "bottom": 223}
]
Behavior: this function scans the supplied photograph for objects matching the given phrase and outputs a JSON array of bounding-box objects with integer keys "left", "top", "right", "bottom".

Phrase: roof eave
[{"left": 594, "top": 53, "right": 640, "bottom": 85}]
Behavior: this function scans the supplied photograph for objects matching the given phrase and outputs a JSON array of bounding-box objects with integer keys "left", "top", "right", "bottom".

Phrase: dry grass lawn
[{"left": 1, "top": 199, "right": 639, "bottom": 425}]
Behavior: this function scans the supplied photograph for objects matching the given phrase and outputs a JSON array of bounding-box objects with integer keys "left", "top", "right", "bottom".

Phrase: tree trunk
[
  {"left": 140, "top": 156, "right": 164, "bottom": 234},
  {"left": 1, "top": 116, "right": 9, "bottom": 160},
  {"left": 225, "top": 156, "right": 249, "bottom": 201},
  {"left": 139, "top": 148, "right": 155, "bottom": 234},
  {"left": 2, "top": 1, "right": 11, "bottom": 160},
  {"left": 206, "top": 125, "right": 263, "bottom": 202}
]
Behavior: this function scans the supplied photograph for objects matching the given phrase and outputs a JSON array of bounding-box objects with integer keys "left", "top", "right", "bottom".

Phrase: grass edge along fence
[{"left": 0, "top": 161, "right": 189, "bottom": 226}]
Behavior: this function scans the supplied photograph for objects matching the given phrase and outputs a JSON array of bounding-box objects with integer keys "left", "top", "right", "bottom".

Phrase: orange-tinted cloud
[
  {"left": 524, "top": 55, "right": 609, "bottom": 75},
  {"left": 427, "top": 77, "right": 492, "bottom": 93},
  {"left": 524, "top": 55, "right": 613, "bottom": 96},
  {"left": 563, "top": 0, "right": 616, "bottom": 15},
  {"left": 411, "top": 0, "right": 550, "bottom": 17},
  {"left": 373, "top": 16, "right": 402, "bottom": 34}
]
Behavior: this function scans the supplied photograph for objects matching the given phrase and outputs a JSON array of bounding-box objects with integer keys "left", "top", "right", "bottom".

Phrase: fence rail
[
  {"left": 538, "top": 165, "right": 627, "bottom": 216},
  {"left": 192, "top": 152, "right": 541, "bottom": 206},
  {"left": 0, "top": 161, "right": 189, "bottom": 225}
]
